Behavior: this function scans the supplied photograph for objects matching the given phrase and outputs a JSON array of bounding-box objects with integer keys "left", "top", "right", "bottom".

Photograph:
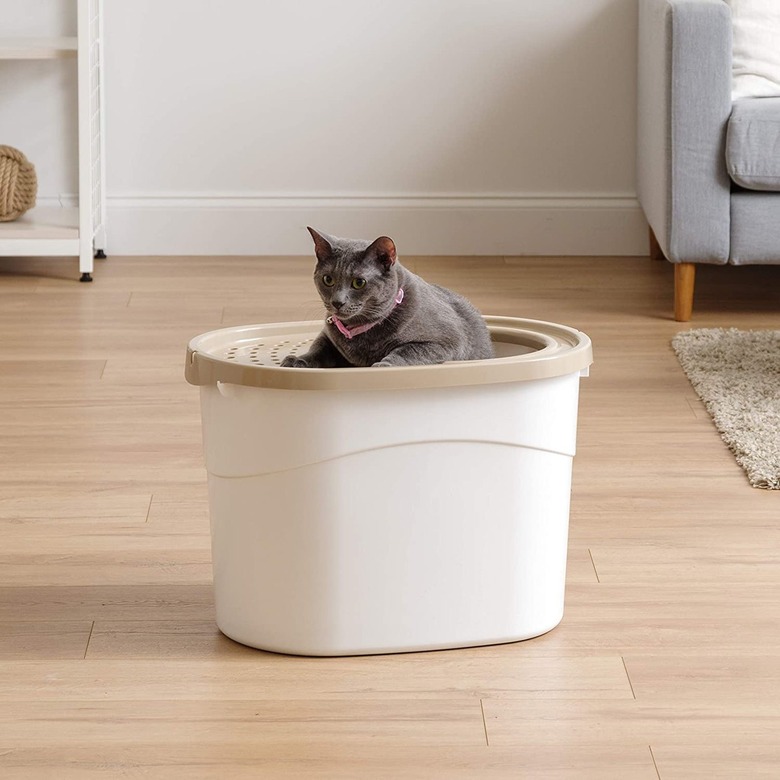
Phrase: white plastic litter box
[{"left": 186, "top": 316, "right": 593, "bottom": 656}]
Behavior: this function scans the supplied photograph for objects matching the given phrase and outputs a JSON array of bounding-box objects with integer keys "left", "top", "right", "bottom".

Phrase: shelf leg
[{"left": 79, "top": 246, "right": 94, "bottom": 277}]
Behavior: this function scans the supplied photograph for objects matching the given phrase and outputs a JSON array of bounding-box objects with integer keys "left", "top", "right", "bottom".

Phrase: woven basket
[{"left": 0, "top": 145, "right": 38, "bottom": 222}]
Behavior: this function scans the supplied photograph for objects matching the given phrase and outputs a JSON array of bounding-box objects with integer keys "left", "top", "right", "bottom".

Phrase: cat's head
[{"left": 307, "top": 227, "right": 399, "bottom": 323}]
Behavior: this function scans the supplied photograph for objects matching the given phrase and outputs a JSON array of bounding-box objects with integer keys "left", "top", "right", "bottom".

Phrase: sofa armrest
[{"left": 637, "top": 0, "right": 732, "bottom": 264}]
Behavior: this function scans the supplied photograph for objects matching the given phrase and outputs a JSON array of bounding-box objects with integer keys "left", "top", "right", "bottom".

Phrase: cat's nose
[{"left": 332, "top": 299, "right": 345, "bottom": 311}]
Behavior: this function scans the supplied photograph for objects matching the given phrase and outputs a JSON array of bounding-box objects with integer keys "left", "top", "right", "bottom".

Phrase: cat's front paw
[
  {"left": 281, "top": 355, "right": 309, "bottom": 368},
  {"left": 372, "top": 360, "right": 393, "bottom": 368}
]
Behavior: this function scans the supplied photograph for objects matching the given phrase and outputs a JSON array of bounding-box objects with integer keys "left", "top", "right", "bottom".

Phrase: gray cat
[{"left": 280, "top": 228, "right": 494, "bottom": 368}]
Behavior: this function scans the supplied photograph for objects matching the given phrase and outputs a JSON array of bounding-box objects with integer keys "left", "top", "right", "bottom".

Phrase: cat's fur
[{"left": 281, "top": 228, "right": 494, "bottom": 368}]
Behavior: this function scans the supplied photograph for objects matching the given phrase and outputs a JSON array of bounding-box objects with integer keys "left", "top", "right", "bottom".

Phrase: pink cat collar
[{"left": 330, "top": 288, "right": 404, "bottom": 339}]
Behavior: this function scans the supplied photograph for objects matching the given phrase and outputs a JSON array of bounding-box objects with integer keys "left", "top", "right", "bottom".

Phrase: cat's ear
[
  {"left": 307, "top": 227, "right": 333, "bottom": 263},
  {"left": 366, "top": 236, "right": 397, "bottom": 267}
]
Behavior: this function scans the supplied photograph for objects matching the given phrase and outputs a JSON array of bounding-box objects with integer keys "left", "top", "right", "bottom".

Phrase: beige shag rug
[{"left": 672, "top": 328, "right": 780, "bottom": 489}]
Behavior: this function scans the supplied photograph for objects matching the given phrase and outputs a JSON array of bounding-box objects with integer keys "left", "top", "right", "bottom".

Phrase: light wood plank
[
  {"left": 86, "top": 620, "right": 243, "bottom": 659},
  {"left": 0, "top": 584, "right": 215, "bottom": 622},
  {"left": 0, "top": 699, "right": 487, "bottom": 747},
  {"left": 534, "top": 585, "right": 780, "bottom": 655},
  {"left": 482, "top": 698, "right": 780, "bottom": 746},
  {"left": 624, "top": 654, "right": 780, "bottom": 700},
  {"left": 0, "top": 655, "right": 633, "bottom": 700},
  {"left": 0, "top": 622, "right": 92, "bottom": 660},
  {"left": 0, "top": 491, "right": 152, "bottom": 526},
  {"left": 590, "top": 542, "right": 780, "bottom": 585},
  {"left": 652, "top": 744, "right": 780, "bottom": 779},
  {"left": 0, "top": 550, "right": 212, "bottom": 586},
  {"left": 0, "top": 745, "right": 659, "bottom": 780}
]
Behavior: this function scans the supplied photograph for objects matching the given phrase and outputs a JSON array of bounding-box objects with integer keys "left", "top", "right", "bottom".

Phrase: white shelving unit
[{"left": 0, "top": 0, "right": 106, "bottom": 281}]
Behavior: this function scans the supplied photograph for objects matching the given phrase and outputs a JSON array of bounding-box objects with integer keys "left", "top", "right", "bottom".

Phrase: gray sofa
[{"left": 637, "top": 0, "right": 780, "bottom": 320}]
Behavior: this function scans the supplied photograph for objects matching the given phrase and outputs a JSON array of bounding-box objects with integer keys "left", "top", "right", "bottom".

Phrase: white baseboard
[{"left": 62, "top": 193, "right": 648, "bottom": 256}]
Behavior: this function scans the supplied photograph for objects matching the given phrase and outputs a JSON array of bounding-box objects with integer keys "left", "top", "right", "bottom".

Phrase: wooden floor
[{"left": 1, "top": 253, "right": 779, "bottom": 779}]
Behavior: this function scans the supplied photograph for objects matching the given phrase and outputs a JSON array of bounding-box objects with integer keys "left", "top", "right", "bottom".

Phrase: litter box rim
[{"left": 185, "top": 316, "right": 592, "bottom": 392}]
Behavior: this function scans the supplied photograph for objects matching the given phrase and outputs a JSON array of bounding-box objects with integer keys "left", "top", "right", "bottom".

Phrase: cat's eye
[
  {"left": 351, "top": 278, "right": 367, "bottom": 290},
  {"left": 322, "top": 274, "right": 335, "bottom": 287}
]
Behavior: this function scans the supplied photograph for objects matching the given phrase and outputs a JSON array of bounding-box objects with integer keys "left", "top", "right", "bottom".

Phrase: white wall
[
  {"left": 0, "top": 0, "right": 646, "bottom": 255},
  {"left": 0, "top": 0, "right": 77, "bottom": 203}
]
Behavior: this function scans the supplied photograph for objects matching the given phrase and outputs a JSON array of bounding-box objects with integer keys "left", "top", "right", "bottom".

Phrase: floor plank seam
[
  {"left": 479, "top": 698, "right": 490, "bottom": 746},
  {"left": 588, "top": 548, "right": 600, "bottom": 582},
  {"left": 649, "top": 745, "right": 662, "bottom": 779},
  {"left": 621, "top": 656, "right": 637, "bottom": 700},
  {"left": 83, "top": 621, "right": 95, "bottom": 659}
]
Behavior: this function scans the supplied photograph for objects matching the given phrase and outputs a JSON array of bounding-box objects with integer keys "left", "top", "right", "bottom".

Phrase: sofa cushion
[
  {"left": 726, "top": 97, "right": 780, "bottom": 191},
  {"left": 731, "top": 189, "right": 780, "bottom": 262},
  {"left": 726, "top": 0, "right": 780, "bottom": 100}
]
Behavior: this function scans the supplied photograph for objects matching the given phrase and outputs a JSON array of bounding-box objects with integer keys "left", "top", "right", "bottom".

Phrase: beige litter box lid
[{"left": 186, "top": 316, "right": 592, "bottom": 392}]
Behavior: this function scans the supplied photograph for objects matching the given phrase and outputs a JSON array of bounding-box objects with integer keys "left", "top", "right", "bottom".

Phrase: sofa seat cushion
[
  {"left": 731, "top": 189, "right": 780, "bottom": 263},
  {"left": 726, "top": 97, "right": 780, "bottom": 190}
]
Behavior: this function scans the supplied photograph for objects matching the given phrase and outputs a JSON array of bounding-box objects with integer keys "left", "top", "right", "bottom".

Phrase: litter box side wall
[
  {"left": 208, "top": 441, "right": 574, "bottom": 656},
  {"left": 201, "top": 372, "right": 584, "bottom": 656}
]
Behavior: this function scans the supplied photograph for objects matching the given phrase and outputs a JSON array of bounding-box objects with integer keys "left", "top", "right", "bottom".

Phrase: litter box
[{"left": 185, "top": 316, "right": 592, "bottom": 656}]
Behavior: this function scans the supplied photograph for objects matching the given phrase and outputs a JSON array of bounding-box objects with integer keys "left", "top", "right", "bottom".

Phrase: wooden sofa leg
[
  {"left": 649, "top": 227, "right": 665, "bottom": 261},
  {"left": 674, "top": 263, "right": 696, "bottom": 322}
]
